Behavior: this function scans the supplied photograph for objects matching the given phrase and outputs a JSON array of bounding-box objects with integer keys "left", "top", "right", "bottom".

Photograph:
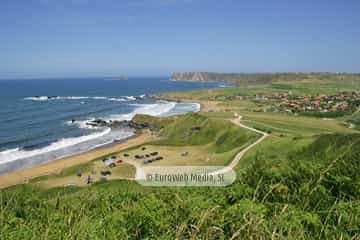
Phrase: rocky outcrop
[
  {"left": 84, "top": 118, "right": 150, "bottom": 130},
  {"left": 128, "top": 120, "right": 150, "bottom": 130},
  {"left": 86, "top": 119, "right": 108, "bottom": 127}
]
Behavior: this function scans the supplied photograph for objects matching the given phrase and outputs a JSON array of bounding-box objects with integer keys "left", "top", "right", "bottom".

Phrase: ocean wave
[
  {"left": 67, "top": 101, "right": 199, "bottom": 129},
  {"left": 0, "top": 147, "right": 20, "bottom": 155},
  {"left": 0, "top": 128, "right": 111, "bottom": 165},
  {"left": 65, "top": 101, "right": 177, "bottom": 129},
  {"left": 23, "top": 95, "right": 141, "bottom": 102},
  {"left": 108, "top": 97, "right": 127, "bottom": 102},
  {"left": 125, "top": 96, "right": 137, "bottom": 101},
  {"left": 65, "top": 118, "right": 104, "bottom": 130},
  {"left": 109, "top": 101, "right": 177, "bottom": 121},
  {"left": 193, "top": 103, "right": 201, "bottom": 112}
]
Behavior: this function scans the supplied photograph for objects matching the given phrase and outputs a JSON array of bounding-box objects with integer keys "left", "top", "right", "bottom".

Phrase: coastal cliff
[
  {"left": 171, "top": 72, "right": 273, "bottom": 85},
  {"left": 171, "top": 72, "right": 224, "bottom": 82},
  {"left": 171, "top": 72, "right": 359, "bottom": 86}
]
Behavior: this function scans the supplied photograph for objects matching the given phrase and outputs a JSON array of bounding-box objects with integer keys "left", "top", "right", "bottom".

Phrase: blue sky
[{"left": 0, "top": 0, "right": 359, "bottom": 78}]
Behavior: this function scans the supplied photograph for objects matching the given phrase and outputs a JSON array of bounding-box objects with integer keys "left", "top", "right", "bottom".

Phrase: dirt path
[
  {"left": 228, "top": 113, "right": 269, "bottom": 169},
  {"left": 207, "top": 113, "right": 269, "bottom": 176}
]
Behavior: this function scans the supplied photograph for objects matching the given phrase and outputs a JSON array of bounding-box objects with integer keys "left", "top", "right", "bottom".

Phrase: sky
[{"left": 0, "top": 0, "right": 359, "bottom": 79}]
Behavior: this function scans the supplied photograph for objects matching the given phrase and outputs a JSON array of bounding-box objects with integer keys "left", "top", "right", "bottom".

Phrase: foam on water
[
  {"left": 109, "top": 101, "right": 177, "bottom": 121},
  {"left": 0, "top": 148, "right": 20, "bottom": 155},
  {"left": 24, "top": 96, "right": 138, "bottom": 102},
  {"left": 0, "top": 128, "right": 111, "bottom": 165},
  {"left": 65, "top": 100, "right": 178, "bottom": 129},
  {"left": 65, "top": 119, "right": 103, "bottom": 130},
  {"left": 125, "top": 96, "right": 137, "bottom": 101}
]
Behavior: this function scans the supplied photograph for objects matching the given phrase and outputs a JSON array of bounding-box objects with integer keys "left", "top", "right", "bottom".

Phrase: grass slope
[
  {"left": 1, "top": 134, "right": 359, "bottom": 239},
  {"left": 154, "top": 113, "right": 259, "bottom": 153}
]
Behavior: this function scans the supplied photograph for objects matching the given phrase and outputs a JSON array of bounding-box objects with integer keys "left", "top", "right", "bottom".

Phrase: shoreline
[
  {"left": 0, "top": 99, "right": 203, "bottom": 189},
  {"left": 0, "top": 127, "right": 131, "bottom": 176},
  {"left": 0, "top": 132, "right": 154, "bottom": 189}
]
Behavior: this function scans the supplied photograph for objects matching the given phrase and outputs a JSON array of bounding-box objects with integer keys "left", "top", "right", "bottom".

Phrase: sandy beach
[{"left": 0, "top": 132, "right": 153, "bottom": 189}]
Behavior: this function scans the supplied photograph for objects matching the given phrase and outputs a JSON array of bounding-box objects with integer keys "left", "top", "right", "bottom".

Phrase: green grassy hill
[
  {"left": 154, "top": 113, "right": 258, "bottom": 153},
  {"left": 133, "top": 113, "right": 259, "bottom": 153},
  {"left": 171, "top": 72, "right": 360, "bottom": 88},
  {"left": 1, "top": 133, "right": 359, "bottom": 239}
]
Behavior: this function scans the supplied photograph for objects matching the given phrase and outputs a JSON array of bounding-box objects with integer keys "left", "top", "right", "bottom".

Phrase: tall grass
[{"left": 1, "top": 133, "right": 359, "bottom": 239}]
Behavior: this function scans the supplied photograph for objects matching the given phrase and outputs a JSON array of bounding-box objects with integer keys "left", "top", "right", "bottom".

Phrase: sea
[{"left": 0, "top": 77, "right": 220, "bottom": 175}]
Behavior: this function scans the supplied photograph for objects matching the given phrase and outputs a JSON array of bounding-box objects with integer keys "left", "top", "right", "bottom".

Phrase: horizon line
[{"left": 1, "top": 71, "right": 360, "bottom": 81}]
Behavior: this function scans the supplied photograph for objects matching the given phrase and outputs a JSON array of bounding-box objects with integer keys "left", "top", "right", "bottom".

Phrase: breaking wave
[
  {"left": 65, "top": 100, "right": 178, "bottom": 130},
  {"left": 0, "top": 147, "right": 20, "bottom": 155},
  {"left": 108, "top": 101, "right": 177, "bottom": 121},
  {"left": 0, "top": 128, "right": 111, "bottom": 165},
  {"left": 23, "top": 95, "right": 145, "bottom": 102}
]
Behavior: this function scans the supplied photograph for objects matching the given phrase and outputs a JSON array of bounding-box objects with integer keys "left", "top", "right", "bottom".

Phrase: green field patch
[
  {"left": 239, "top": 111, "right": 356, "bottom": 136},
  {"left": 153, "top": 113, "right": 259, "bottom": 153}
]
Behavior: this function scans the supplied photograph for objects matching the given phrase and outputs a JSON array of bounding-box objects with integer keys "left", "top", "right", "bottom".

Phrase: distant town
[{"left": 212, "top": 91, "right": 360, "bottom": 116}]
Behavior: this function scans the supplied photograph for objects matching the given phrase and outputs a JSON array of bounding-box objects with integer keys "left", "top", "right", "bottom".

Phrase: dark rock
[{"left": 128, "top": 120, "right": 150, "bottom": 129}]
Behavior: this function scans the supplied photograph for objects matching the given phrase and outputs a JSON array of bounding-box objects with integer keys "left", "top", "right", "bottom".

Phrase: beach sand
[{"left": 0, "top": 132, "right": 153, "bottom": 189}]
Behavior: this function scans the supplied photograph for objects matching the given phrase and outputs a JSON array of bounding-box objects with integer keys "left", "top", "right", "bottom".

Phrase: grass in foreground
[{"left": 1, "top": 133, "right": 359, "bottom": 239}]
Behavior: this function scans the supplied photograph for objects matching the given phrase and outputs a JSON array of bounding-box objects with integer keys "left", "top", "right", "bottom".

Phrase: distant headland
[
  {"left": 104, "top": 76, "right": 128, "bottom": 81},
  {"left": 171, "top": 72, "right": 360, "bottom": 86}
]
